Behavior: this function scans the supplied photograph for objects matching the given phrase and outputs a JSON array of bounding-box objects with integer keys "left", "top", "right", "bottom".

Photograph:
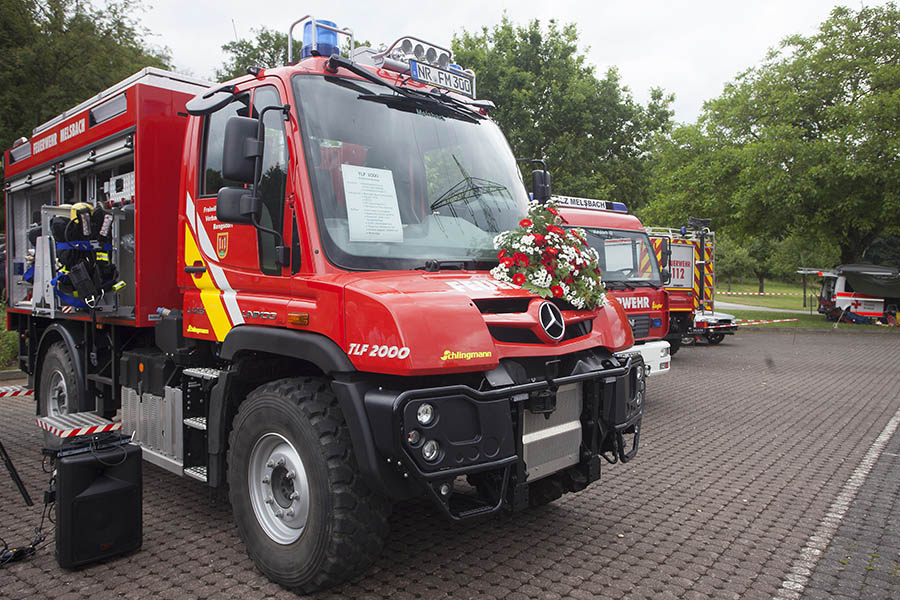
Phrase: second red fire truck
[{"left": 554, "top": 196, "right": 671, "bottom": 376}]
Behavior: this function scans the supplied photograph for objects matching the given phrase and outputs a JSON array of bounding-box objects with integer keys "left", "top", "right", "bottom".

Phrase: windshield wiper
[
  {"left": 413, "top": 259, "right": 486, "bottom": 272},
  {"left": 327, "top": 55, "right": 483, "bottom": 123},
  {"left": 357, "top": 93, "right": 478, "bottom": 123},
  {"left": 603, "top": 280, "right": 633, "bottom": 290}
]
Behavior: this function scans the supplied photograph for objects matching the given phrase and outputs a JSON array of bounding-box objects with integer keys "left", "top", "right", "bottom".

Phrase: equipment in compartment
[{"left": 104, "top": 172, "right": 135, "bottom": 208}]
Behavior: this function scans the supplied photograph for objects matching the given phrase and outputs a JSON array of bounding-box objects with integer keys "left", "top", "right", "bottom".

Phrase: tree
[
  {"left": 0, "top": 0, "right": 170, "bottom": 164},
  {"left": 647, "top": 4, "right": 900, "bottom": 264},
  {"left": 452, "top": 17, "right": 673, "bottom": 209},
  {"left": 715, "top": 235, "right": 755, "bottom": 290},
  {"left": 217, "top": 26, "right": 298, "bottom": 81}
]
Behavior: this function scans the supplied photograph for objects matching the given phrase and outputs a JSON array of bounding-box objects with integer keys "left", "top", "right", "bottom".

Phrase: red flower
[
  {"left": 513, "top": 272, "right": 526, "bottom": 285},
  {"left": 547, "top": 225, "right": 564, "bottom": 235},
  {"left": 546, "top": 206, "right": 559, "bottom": 216},
  {"left": 501, "top": 257, "right": 515, "bottom": 267},
  {"left": 519, "top": 219, "right": 533, "bottom": 228},
  {"left": 545, "top": 266, "right": 556, "bottom": 276},
  {"left": 513, "top": 252, "right": 529, "bottom": 267},
  {"left": 551, "top": 285, "right": 564, "bottom": 298},
  {"left": 547, "top": 247, "right": 559, "bottom": 256},
  {"left": 533, "top": 234, "right": 546, "bottom": 245},
  {"left": 497, "top": 249, "right": 507, "bottom": 259},
  {"left": 565, "top": 276, "right": 574, "bottom": 284}
]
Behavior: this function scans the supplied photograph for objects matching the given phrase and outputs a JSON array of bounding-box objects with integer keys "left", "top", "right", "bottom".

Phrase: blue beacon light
[{"left": 301, "top": 19, "right": 339, "bottom": 58}]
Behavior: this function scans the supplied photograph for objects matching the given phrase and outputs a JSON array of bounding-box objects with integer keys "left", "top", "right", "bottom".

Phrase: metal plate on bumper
[{"left": 522, "top": 383, "right": 583, "bottom": 481}]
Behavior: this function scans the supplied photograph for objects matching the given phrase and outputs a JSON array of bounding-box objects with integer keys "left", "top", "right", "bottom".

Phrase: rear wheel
[
  {"left": 38, "top": 341, "right": 81, "bottom": 417},
  {"left": 228, "top": 377, "right": 391, "bottom": 593}
]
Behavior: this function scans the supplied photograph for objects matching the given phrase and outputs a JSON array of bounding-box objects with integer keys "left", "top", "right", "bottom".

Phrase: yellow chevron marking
[{"left": 184, "top": 224, "right": 232, "bottom": 341}]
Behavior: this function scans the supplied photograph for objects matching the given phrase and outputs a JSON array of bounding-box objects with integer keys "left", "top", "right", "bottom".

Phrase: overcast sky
[{"left": 138, "top": 0, "right": 886, "bottom": 124}]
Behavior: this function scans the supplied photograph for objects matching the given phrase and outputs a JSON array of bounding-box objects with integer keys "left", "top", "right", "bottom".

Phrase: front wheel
[
  {"left": 705, "top": 332, "right": 726, "bottom": 345},
  {"left": 228, "top": 378, "right": 391, "bottom": 593}
]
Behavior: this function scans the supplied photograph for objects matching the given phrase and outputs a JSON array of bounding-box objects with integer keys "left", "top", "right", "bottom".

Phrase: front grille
[
  {"left": 488, "top": 326, "right": 542, "bottom": 344},
  {"left": 473, "top": 298, "right": 531, "bottom": 314},
  {"left": 628, "top": 314, "right": 650, "bottom": 338},
  {"left": 561, "top": 319, "right": 592, "bottom": 341}
]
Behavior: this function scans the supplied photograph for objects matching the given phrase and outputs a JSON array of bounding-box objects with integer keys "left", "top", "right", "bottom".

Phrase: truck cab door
[{"left": 182, "top": 81, "right": 293, "bottom": 341}]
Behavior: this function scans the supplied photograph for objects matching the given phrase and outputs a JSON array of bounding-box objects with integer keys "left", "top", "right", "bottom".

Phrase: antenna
[{"left": 232, "top": 19, "right": 239, "bottom": 43}]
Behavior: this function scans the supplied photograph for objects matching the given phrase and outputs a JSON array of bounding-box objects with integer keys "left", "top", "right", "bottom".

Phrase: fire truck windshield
[
  {"left": 292, "top": 74, "right": 529, "bottom": 271},
  {"left": 578, "top": 228, "right": 662, "bottom": 287}
]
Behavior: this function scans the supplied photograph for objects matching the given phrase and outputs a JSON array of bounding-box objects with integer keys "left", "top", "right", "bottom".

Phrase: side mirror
[
  {"left": 661, "top": 267, "right": 671, "bottom": 285},
  {"left": 222, "top": 116, "right": 263, "bottom": 184},
  {"left": 660, "top": 238, "right": 670, "bottom": 267},
  {"left": 217, "top": 187, "right": 260, "bottom": 225},
  {"left": 532, "top": 169, "right": 551, "bottom": 203}
]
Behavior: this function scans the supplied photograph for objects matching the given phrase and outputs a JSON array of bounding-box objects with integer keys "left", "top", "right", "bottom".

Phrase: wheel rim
[
  {"left": 47, "top": 369, "right": 69, "bottom": 416},
  {"left": 248, "top": 432, "right": 311, "bottom": 545}
]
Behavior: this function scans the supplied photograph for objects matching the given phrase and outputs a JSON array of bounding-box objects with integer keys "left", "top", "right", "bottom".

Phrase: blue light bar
[{"left": 552, "top": 195, "right": 629, "bottom": 213}]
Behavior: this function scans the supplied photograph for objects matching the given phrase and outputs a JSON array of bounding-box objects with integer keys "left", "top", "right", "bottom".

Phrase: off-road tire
[
  {"left": 228, "top": 377, "right": 391, "bottom": 593},
  {"left": 38, "top": 341, "right": 82, "bottom": 417},
  {"left": 705, "top": 332, "right": 726, "bottom": 345}
]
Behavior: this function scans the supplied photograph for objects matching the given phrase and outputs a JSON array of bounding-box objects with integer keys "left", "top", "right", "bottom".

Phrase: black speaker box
[{"left": 56, "top": 442, "right": 142, "bottom": 568}]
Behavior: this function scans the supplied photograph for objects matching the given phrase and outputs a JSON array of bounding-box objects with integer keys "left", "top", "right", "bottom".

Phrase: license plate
[{"left": 409, "top": 60, "right": 475, "bottom": 98}]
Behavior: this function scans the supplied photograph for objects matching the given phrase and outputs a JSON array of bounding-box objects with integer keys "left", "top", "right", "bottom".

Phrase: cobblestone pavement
[{"left": 1, "top": 330, "right": 898, "bottom": 599}]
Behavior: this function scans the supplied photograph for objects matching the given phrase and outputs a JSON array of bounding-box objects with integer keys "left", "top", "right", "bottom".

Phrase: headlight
[
  {"left": 422, "top": 440, "right": 440, "bottom": 462},
  {"left": 416, "top": 403, "right": 435, "bottom": 426},
  {"left": 660, "top": 346, "right": 670, "bottom": 357},
  {"left": 636, "top": 364, "right": 646, "bottom": 381},
  {"left": 407, "top": 430, "right": 421, "bottom": 445}
]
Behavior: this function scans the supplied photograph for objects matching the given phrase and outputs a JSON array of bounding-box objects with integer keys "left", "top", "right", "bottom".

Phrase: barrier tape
[
  {"left": 0, "top": 386, "right": 33, "bottom": 398},
  {"left": 720, "top": 291, "right": 803, "bottom": 296},
  {"left": 735, "top": 318, "right": 800, "bottom": 326}
]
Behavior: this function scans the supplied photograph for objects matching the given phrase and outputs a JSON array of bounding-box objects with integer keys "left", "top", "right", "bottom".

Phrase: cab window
[
  {"left": 252, "top": 86, "right": 288, "bottom": 275},
  {"left": 201, "top": 94, "right": 250, "bottom": 196}
]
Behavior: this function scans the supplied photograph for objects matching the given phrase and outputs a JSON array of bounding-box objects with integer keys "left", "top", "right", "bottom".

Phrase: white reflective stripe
[{"left": 185, "top": 193, "right": 244, "bottom": 326}]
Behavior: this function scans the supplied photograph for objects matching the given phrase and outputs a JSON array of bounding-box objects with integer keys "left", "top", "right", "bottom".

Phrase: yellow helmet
[{"left": 70, "top": 202, "right": 93, "bottom": 220}]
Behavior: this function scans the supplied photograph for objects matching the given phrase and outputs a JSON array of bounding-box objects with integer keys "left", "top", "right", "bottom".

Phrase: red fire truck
[
  {"left": 647, "top": 220, "right": 737, "bottom": 353},
  {"left": 554, "top": 196, "right": 670, "bottom": 376},
  {"left": 3, "top": 18, "right": 644, "bottom": 592}
]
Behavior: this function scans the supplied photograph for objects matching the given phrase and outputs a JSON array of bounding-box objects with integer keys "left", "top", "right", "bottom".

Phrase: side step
[
  {"left": 183, "top": 416, "right": 207, "bottom": 431},
  {"left": 182, "top": 367, "right": 221, "bottom": 381},
  {"left": 184, "top": 466, "right": 208, "bottom": 482}
]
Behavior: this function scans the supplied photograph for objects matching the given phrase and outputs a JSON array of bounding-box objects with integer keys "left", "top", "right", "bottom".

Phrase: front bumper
[
  {"left": 360, "top": 350, "right": 644, "bottom": 519},
  {"left": 616, "top": 340, "right": 670, "bottom": 376}
]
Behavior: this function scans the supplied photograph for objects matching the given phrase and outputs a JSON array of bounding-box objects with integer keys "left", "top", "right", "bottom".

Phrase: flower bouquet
[{"left": 490, "top": 200, "right": 606, "bottom": 309}]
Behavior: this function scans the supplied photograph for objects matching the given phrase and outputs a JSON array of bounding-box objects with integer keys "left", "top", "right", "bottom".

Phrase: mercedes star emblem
[{"left": 539, "top": 301, "right": 566, "bottom": 341}]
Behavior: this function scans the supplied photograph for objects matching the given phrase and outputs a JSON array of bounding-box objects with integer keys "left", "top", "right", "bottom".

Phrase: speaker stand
[{"left": 0, "top": 438, "right": 33, "bottom": 506}]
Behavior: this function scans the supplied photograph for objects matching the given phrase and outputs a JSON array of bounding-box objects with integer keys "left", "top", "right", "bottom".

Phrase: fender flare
[
  {"left": 34, "top": 322, "right": 88, "bottom": 415},
  {"left": 216, "top": 327, "right": 414, "bottom": 497},
  {"left": 219, "top": 326, "right": 355, "bottom": 372}
]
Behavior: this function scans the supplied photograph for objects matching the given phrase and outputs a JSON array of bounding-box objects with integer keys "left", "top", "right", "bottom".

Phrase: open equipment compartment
[{"left": 3, "top": 68, "right": 210, "bottom": 327}]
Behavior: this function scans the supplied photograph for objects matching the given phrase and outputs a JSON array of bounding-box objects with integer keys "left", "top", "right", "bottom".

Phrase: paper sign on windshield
[{"left": 341, "top": 165, "right": 403, "bottom": 243}]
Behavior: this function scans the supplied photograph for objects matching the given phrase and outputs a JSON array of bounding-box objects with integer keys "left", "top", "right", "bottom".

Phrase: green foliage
[
  {"left": 0, "top": 309, "right": 17, "bottom": 368},
  {"left": 217, "top": 26, "right": 298, "bottom": 81},
  {"left": 646, "top": 4, "right": 900, "bottom": 264},
  {"left": 452, "top": 17, "right": 673, "bottom": 209},
  {"left": 715, "top": 235, "right": 755, "bottom": 283},
  {"left": 0, "top": 0, "right": 171, "bottom": 165}
]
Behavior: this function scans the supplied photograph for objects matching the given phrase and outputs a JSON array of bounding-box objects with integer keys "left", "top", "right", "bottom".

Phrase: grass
[
  {"left": 727, "top": 309, "right": 899, "bottom": 331},
  {"left": 716, "top": 279, "right": 816, "bottom": 310}
]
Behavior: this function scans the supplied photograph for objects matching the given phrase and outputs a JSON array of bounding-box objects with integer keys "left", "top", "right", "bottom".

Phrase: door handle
[{"left": 184, "top": 265, "right": 207, "bottom": 274}]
